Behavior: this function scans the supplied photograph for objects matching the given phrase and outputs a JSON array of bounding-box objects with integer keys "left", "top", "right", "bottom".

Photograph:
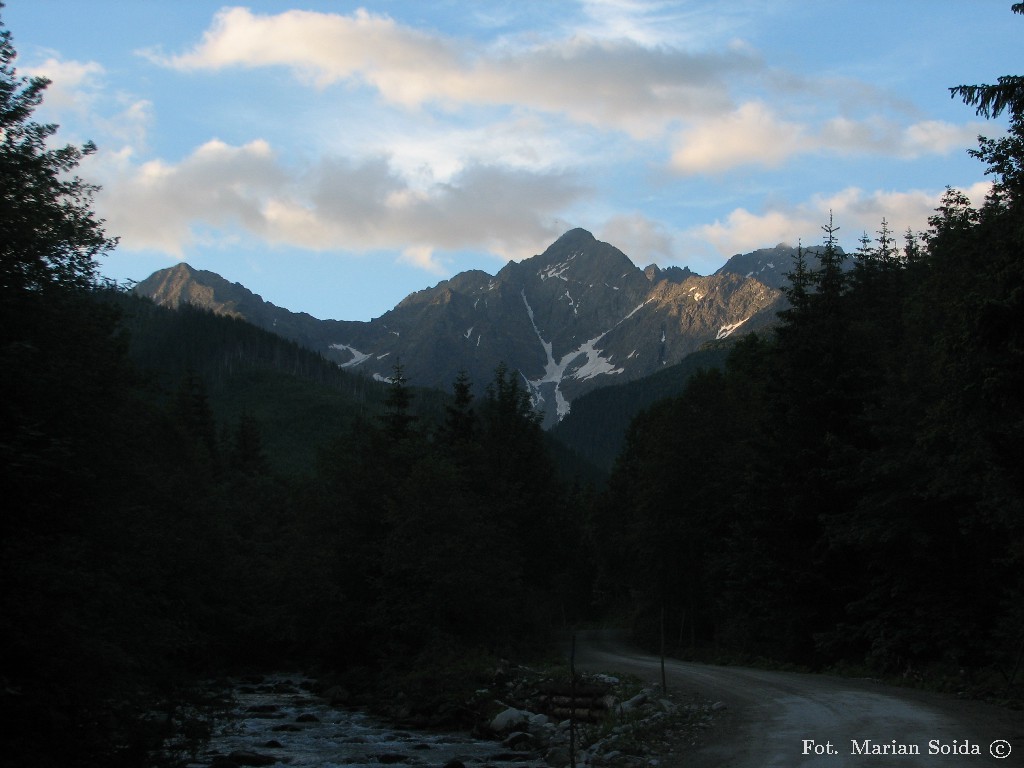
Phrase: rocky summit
[{"left": 135, "top": 228, "right": 803, "bottom": 426}]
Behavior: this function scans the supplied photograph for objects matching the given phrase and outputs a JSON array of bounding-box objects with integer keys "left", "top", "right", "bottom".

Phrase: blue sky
[{"left": 6, "top": 1, "right": 1019, "bottom": 321}]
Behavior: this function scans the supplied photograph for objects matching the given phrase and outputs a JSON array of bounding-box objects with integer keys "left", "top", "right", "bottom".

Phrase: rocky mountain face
[{"left": 135, "top": 229, "right": 807, "bottom": 426}]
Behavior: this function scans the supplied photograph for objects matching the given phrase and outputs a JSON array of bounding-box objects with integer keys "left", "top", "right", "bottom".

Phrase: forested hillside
[
  {"left": 0, "top": 20, "right": 588, "bottom": 765},
  {"left": 592, "top": 76, "right": 1024, "bottom": 681},
  {"left": 111, "top": 292, "right": 449, "bottom": 476},
  {"left": 550, "top": 344, "right": 731, "bottom": 473}
]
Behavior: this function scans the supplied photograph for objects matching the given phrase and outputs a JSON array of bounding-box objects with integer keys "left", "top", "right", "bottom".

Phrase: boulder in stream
[{"left": 490, "top": 707, "right": 529, "bottom": 733}]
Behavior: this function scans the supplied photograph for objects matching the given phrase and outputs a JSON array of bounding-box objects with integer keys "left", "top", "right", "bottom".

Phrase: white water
[{"left": 180, "top": 674, "right": 546, "bottom": 768}]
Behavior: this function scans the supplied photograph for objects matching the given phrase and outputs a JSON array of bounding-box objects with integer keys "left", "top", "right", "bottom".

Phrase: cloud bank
[
  {"left": 690, "top": 181, "right": 994, "bottom": 258},
  {"left": 28, "top": 1, "right": 999, "bottom": 282},
  {"left": 95, "top": 139, "right": 587, "bottom": 271}
]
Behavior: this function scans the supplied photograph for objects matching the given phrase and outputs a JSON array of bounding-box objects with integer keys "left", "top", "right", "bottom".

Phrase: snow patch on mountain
[
  {"left": 539, "top": 252, "right": 577, "bottom": 281},
  {"left": 624, "top": 300, "right": 651, "bottom": 321},
  {"left": 521, "top": 291, "right": 571, "bottom": 419},
  {"left": 521, "top": 291, "right": 644, "bottom": 420},
  {"left": 563, "top": 291, "right": 578, "bottom": 316},
  {"left": 571, "top": 337, "right": 624, "bottom": 381},
  {"left": 331, "top": 343, "right": 372, "bottom": 367},
  {"left": 716, "top": 317, "right": 750, "bottom": 339}
]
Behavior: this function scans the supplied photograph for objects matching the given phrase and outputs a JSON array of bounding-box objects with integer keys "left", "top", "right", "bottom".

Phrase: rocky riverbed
[{"left": 163, "top": 668, "right": 722, "bottom": 768}]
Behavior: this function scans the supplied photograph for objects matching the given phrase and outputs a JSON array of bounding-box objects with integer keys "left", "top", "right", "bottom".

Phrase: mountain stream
[{"left": 172, "top": 673, "right": 547, "bottom": 768}]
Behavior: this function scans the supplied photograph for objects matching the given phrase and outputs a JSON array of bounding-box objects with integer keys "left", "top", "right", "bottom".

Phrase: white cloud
[
  {"left": 159, "top": 7, "right": 458, "bottom": 97},
  {"left": 94, "top": 138, "right": 588, "bottom": 266},
  {"left": 696, "top": 207, "right": 814, "bottom": 255},
  {"left": 578, "top": 0, "right": 696, "bottom": 45},
  {"left": 597, "top": 213, "right": 675, "bottom": 264},
  {"left": 95, "top": 98, "right": 154, "bottom": 151},
  {"left": 156, "top": 6, "right": 755, "bottom": 139},
  {"left": 820, "top": 116, "right": 983, "bottom": 159},
  {"left": 670, "top": 105, "right": 984, "bottom": 175},
  {"left": 359, "top": 114, "right": 586, "bottom": 186},
  {"left": 24, "top": 56, "right": 105, "bottom": 113},
  {"left": 152, "top": 6, "right": 987, "bottom": 183},
  {"left": 690, "top": 181, "right": 994, "bottom": 257},
  {"left": 97, "top": 139, "right": 289, "bottom": 255},
  {"left": 399, "top": 244, "right": 445, "bottom": 273},
  {"left": 577, "top": 0, "right": 764, "bottom": 49},
  {"left": 899, "top": 120, "right": 982, "bottom": 158},
  {"left": 24, "top": 54, "right": 154, "bottom": 154},
  {"left": 670, "top": 101, "right": 807, "bottom": 173}
]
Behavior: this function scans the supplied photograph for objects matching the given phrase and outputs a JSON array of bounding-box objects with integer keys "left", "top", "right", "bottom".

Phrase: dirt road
[{"left": 571, "top": 631, "right": 1022, "bottom": 767}]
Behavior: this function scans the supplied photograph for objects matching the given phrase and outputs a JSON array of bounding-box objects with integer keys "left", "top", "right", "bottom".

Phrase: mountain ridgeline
[{"left": 135, "top": 229, "right": 818, "bottom": 426}]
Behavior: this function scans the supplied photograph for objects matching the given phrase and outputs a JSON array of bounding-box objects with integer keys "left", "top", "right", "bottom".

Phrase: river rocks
[
  {"left": 619, "top": 691, "right": 648, "bottom": 712},
  {"left": 484, "top": 672, "right": 725, "bottom": 768},
  {"left": 173, "top": 671, "right": 721, "bottom": 768},
  {"left": 528, "top": 712, "right": 550, "bottom": 728},
  {"left": 502, "top": 730, "right": 536, "bottom": 749},
  {"left": 489, "top": 706, "right": 529, "bottom": 733},
  {"left": 545, "top": 745, "right": 571, "bottom": 766}
]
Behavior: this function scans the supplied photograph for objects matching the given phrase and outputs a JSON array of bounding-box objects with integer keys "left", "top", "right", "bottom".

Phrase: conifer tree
[
  {"left": 902, "top": 228, "right": 922, "bottom": 265},
  {"left": 382, "top": 360, "right": 416, "bottom": 442},
  {"left": 442, "top": 369, "right": 476, "bottom": 446},
  {"left": 949, "top": 3, "right": 1023, "bottom": 123},
  {"left": 229, "top": 412, "right": 270, "bottom": 477},
  {"left": 781, "top": 240, "right": 812, "bottom": 317},
  {"left": 0, "top": 12, "right": 115, "bottom": 311},
  {"left": 812, "top": 212, "right": 846, "bottom": 305},
  {"left": 173, "top": 369, "right": 221, "bottom": 468}
]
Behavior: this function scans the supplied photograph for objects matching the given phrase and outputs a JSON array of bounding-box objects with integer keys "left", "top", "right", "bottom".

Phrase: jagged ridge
[{"left": 136, "top": 229, "right": 804, "bottom": 426}]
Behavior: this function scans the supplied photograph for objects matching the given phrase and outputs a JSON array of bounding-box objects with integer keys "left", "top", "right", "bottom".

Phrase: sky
[{"left": 6, "top": 1, "right": 1019, "bottom": 321}]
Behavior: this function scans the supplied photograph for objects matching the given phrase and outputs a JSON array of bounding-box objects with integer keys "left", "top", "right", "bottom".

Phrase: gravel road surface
[{"left": 571, "top": 630, "right": 1022, "bottom": 767}]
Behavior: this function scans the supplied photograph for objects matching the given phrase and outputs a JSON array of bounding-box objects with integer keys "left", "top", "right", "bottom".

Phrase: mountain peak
[
  {"left": 536, "top": 228, "right": 631, "bottom": 268},
  {"left": 135, "top": 232, "right": 793, "bottom": 429},
  {"left": 533, "top": 228, "right": 598, "bottom": 262},
  {"left": 551, "top": 227, "right": 596, "bottom": 246}
]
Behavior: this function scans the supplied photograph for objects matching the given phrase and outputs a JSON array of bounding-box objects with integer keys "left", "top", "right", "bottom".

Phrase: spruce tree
[
  {"left": 382, "top": 360, "right": 416, "bottom": 442},
  {"left": 442, "top": 369, "right": 476, "bottom": 446},
  {"left": 0, "top": 13, "right": 115, "bottom": 311}
]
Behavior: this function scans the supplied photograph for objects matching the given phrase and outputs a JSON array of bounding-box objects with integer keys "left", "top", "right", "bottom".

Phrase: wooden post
[
  {"left": 660, "top": 606, "right": 667, "bottom": 692},
  {"left": 569, "top": 632, "right": 576, "bottom": 768}
]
